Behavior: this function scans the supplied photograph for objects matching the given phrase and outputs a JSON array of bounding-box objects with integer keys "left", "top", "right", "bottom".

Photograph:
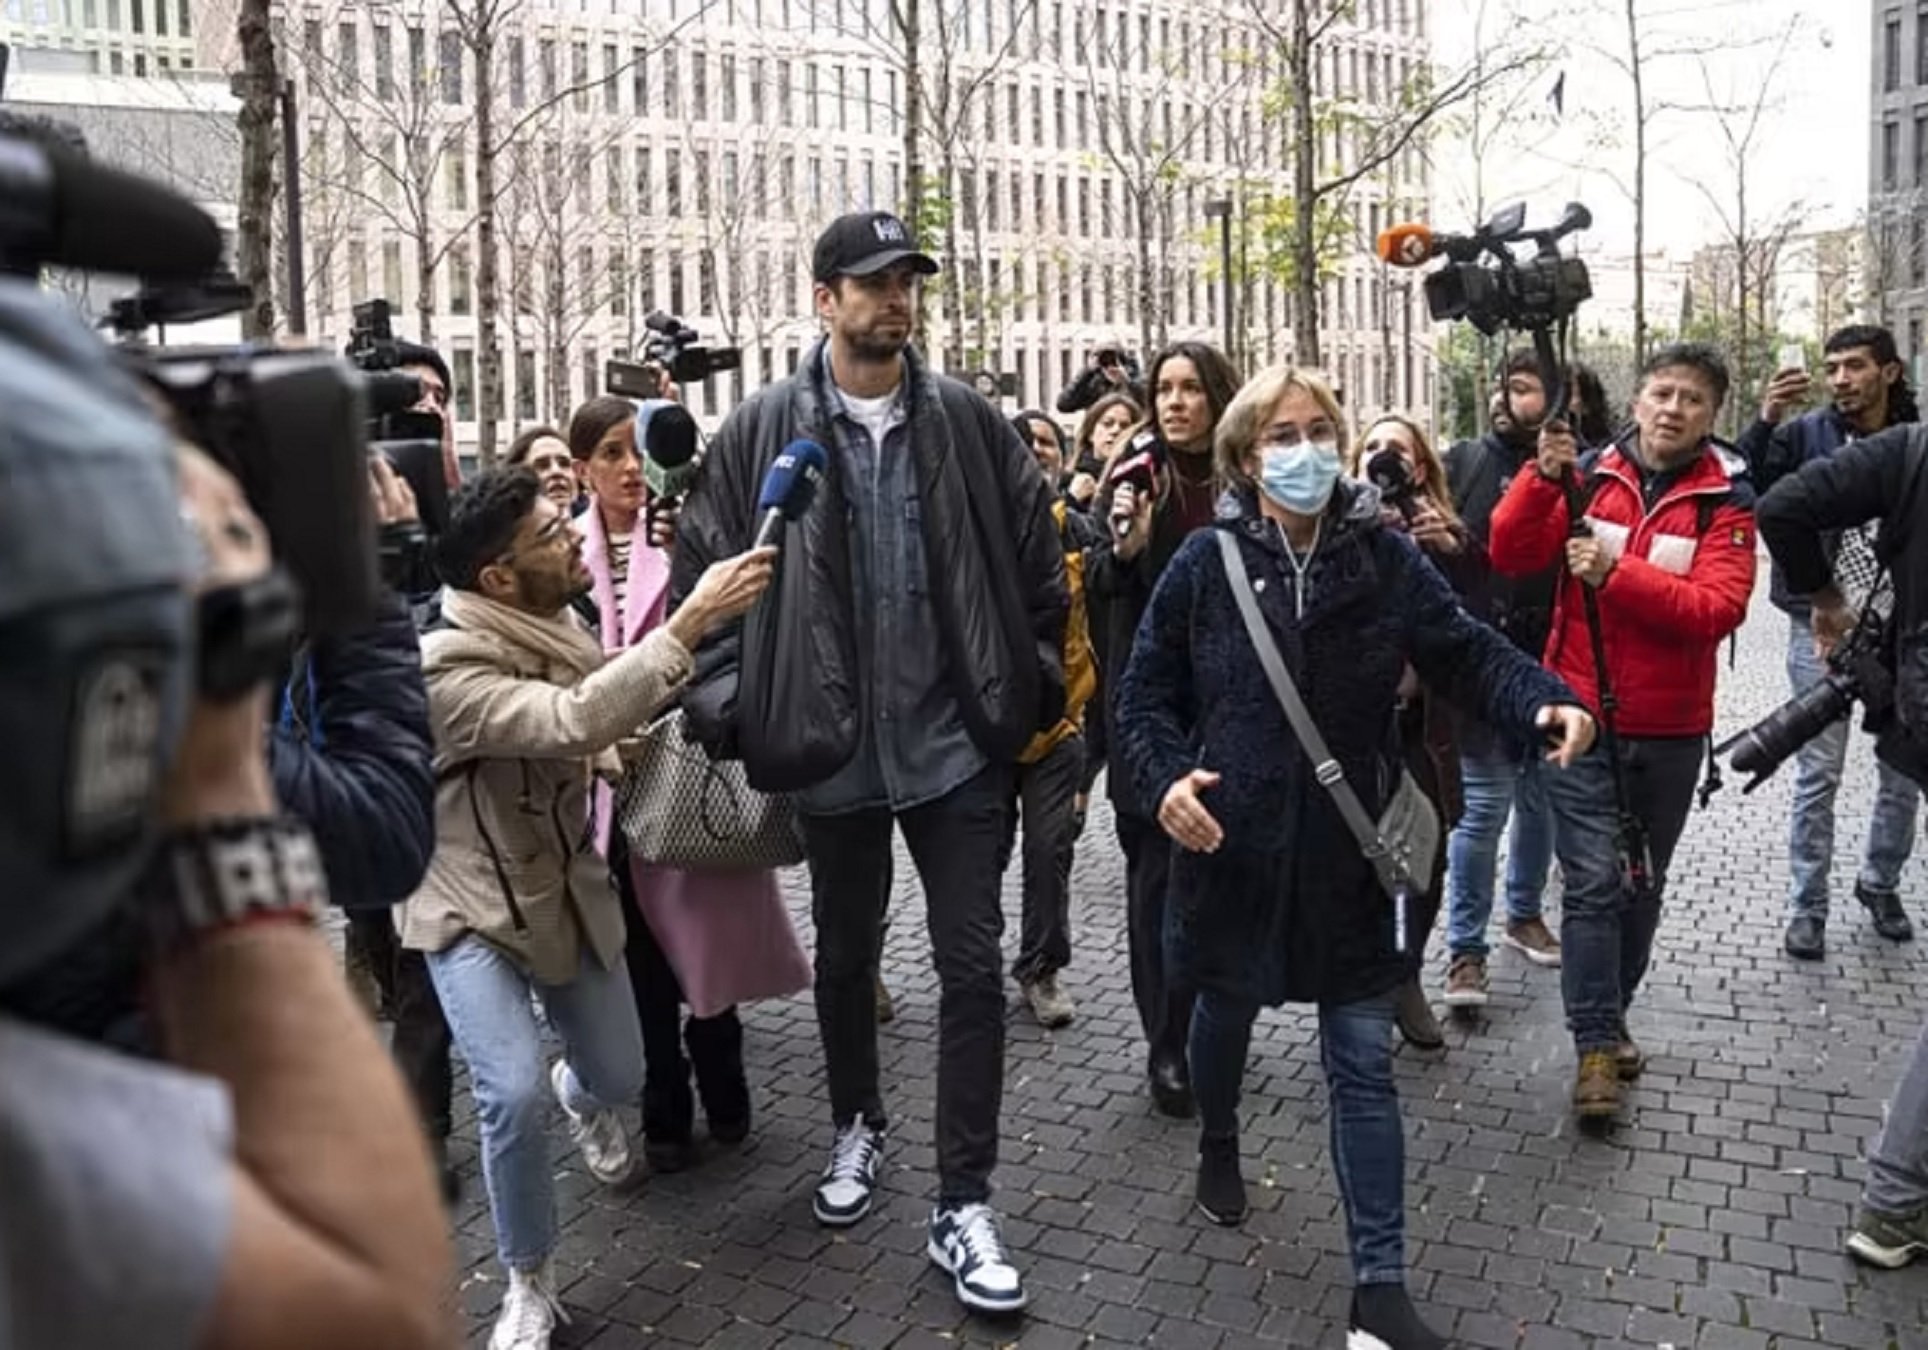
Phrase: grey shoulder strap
[{"left": 1212, "top": 529, "right": 1394, "bottom": 876}]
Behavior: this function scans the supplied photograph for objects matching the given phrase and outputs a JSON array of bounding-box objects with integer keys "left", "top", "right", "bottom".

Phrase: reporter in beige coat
[{"left": 400, "top": 467, "right": 773, "bottom": 1350}]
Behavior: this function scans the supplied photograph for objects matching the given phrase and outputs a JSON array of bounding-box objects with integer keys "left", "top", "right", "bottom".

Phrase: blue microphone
[{"left": 752, "top": 439, "right": 828, "bottom": 549}]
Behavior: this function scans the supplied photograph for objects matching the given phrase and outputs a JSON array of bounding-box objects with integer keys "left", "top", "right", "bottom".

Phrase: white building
[{"left": 1, "top": 0, "right": 201, "bottom": 77}]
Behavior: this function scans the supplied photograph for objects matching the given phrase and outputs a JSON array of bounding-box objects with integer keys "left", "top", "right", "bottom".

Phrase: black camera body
[
  {"left": 1364, "top": 449, "right": 1420, "bottom": 521},
  {"left": 345, "top": 299, "right": 449, "bottom": 541},
  {"left": 1726, "top": 613, "right": 1896, "bottom": 788},
  {"left": 607, "top": 310, "right": 741, "bottom": 399},
  {"left": 1421, "top": 202, "right": 1594, "bottom": 338}
]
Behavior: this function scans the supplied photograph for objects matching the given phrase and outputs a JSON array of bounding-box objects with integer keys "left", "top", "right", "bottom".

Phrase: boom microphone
[
  {"left": 1107, "top": 429, "right": 1165, "bottom": 540},
  {"left": 0, "top": 132, "right": 225, "bottom": 279},
  {"left": 752, "top": 439, "right": 828, "bottom": 550}
]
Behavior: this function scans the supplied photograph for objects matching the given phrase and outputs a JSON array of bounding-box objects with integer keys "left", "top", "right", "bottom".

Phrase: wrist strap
[{"left": 145, "top": 816, "right": 325, "bottom": 953}]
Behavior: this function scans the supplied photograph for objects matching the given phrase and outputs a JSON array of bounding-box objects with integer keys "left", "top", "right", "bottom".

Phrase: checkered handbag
[{"left": 615, "top": 711, "right": 805, "bottom": 870}]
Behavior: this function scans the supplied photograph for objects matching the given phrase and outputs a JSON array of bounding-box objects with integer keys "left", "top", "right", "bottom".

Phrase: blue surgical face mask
[{"left": 1258, "top": 440, "right": 1342, "bottom": 514}]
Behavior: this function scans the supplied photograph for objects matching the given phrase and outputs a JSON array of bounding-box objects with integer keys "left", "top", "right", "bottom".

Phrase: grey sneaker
[
  {"left": 1021, "top": 972, "right": 1076, "bottom": 1028},
  {"left": 1442, "top": 955, "right": 1489, "bottom": 1008},
  {"left": 1502, "top": 916, "right": 1563, "bottom": 966},
  {"left": 1848, "top": 1206, "right": 1928, "bottom": 1268}
]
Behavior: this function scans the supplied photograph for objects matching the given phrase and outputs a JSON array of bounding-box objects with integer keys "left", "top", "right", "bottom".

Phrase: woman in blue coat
[{"left": 1115, "top": 366, "right": 1594, "bottom": 1350}]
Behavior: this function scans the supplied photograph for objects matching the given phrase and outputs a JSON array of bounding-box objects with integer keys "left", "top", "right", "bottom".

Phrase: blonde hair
[{"left": 1213, "top": 365, "right": 1349, "bottom": 490}]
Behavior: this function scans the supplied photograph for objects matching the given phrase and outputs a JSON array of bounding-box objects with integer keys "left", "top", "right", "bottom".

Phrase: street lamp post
[{"left": 1203, "top": 197, "right": 1233, "bottom": 360}]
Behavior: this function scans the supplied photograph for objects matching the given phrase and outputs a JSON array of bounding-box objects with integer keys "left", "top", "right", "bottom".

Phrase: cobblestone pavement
[{"left": 449, "top": 581, "right": 1928, "bottom": 1348}]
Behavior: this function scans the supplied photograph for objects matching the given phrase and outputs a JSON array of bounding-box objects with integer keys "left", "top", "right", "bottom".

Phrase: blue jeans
[
  {"left": 1785, "top": 615, "right": 1921, "bottom": 919},
  {"left": 1541, "top": 738, "right": 1702, "bottom": 1053},
  {"left": 1191, "top": 989, "right": 1404, "bottom": 1285},
  {"left": 1445, "top": 746, "right": 1553, "bottom": 958},
  {"left": 1867, "top": 1014, "right": 1928, "bottom": 1215},
  {"left": 427, "top": 936, "right": 645, "bottom": 1270}
]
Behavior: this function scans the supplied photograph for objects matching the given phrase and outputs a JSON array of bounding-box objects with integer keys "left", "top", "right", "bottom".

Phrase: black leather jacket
[{"left": 671, "top": 341, "right": 1068, "bottom": 794}]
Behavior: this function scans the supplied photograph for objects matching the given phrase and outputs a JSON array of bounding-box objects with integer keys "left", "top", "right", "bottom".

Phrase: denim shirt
[{"left": 798, "top": 354, "right": 988, "bottom": 815}]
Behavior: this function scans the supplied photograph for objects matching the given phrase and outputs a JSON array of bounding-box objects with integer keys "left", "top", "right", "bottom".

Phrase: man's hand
[
  {"left": 1111, "top": 483, "right": 1155, "bottom": 561},
  {"left": 1158, "top": 769, "right": 1223, "bottom": 853},
  {"left": 1409, "top": 504, "right": 1461, "bottom": 555},
  {"left": 1536, "top": 420, "right": 1579, "bottom": 481},
  {"left": 1537, "top": 705, "right": 1597, "bottom": 767},
  {"left": 1811, "top": 585, "right": 1856, "bottom": 658},
  {"left": 369, "top": 456, "right": 420, "bottom": 526},
  {"left": 1068, "top": 471, "right": 1099, "bottom": 507},
  {"left": 1759, "top": 368, "right": 1811, "bottom": 425},
  {"left": 666, "top": 545, "right": 779, "bottom": 649},
  {"left": 1565, "top": 536, "right": 1615, "bottom": 589}
]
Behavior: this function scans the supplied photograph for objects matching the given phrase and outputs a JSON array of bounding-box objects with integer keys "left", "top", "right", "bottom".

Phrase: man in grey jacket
[{"left": 673, "top": 211, "right": 1067, "bottom": 1316}]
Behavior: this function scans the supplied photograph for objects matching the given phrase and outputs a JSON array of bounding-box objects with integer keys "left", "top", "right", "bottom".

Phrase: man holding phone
[
  {"left": 1738, "top": 324, "right": 1924, "bottom": 960},
  {"left": 1056, "top": 344, "right": 1144, "bottom": 414}
]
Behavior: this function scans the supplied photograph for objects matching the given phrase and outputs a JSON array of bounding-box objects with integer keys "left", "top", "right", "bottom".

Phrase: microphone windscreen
[
  {"left": 640, "top": 400, "right": 699, "bottom": 468},
  {"left": 30, "top": 140, "right": 224, "bottom": 279},
  {"left": 1375, "top": 223, "right": 1435, "bottom": 267},
  {"left": 756, "top": 439, "right": 829, "bottom": 516}
]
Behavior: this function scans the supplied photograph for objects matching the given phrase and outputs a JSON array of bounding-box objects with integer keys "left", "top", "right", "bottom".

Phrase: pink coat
[{"left": 582, "top": 500, "right": 810, "bottom": 1017}]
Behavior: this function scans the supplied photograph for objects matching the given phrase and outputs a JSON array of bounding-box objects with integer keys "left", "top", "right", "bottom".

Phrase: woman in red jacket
[{"left": 1487, "top": 343, "right": 1757, "bottom": 1123}]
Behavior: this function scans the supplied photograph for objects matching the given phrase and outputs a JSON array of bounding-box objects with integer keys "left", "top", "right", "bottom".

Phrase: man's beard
[{"left": 847, "top": 327, "right": 910, "bottom": 361}]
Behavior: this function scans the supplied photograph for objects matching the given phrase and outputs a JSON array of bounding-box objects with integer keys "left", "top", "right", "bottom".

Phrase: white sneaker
[
  {"left": 549, "top": 1059, "right": 636, "bottom": 1188},
  {"left": 812, "top": 1120, "right": 885, "bottom": 1226},
  {"left": 927, "top": 1202, "right": 1027, "bottom": 1313},
  {"left": 489, "top": 1262, "right": 567, "bottom": 1350}
]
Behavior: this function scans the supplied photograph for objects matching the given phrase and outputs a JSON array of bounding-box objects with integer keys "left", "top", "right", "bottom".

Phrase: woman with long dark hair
[{"left": 1087, "top": 340, "right": 1242, "bottom": 1117}]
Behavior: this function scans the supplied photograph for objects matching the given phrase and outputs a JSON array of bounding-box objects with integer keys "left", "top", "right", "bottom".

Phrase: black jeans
[
  {"left": 344, "top": 909, "right": 453, "bottom": 1142},
  {"left": 801, "top": 765, "right": 1014, "bottom": 1205},
  {"left": 1116, "top": 810, "right": 1195, "bottom": 1070},
  {"left": 1002, "top": 733, "right": 1084, "bottom": 984},
  {"left": 611, "top": 839, "right": 748, "bottom": 1143}
]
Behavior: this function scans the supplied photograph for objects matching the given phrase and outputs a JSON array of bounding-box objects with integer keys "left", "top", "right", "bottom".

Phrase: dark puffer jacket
[
  {"left": 1115, "top": 482, "right": 1574, "bottom": 1007},
  {"left": 671, "top": 340, "right": 1067, "bottom": 793}
]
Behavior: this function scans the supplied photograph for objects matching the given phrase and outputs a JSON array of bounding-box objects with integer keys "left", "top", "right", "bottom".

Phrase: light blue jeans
[
  {"left": 1785, "top": 616, "right": 1921, "bottom": 920},
  {"left": 427, "top": 936, "right": 645, "bottom": 1270},
  {"left": 1445, "top": 746, "right": 1554, "bottom": 959}
]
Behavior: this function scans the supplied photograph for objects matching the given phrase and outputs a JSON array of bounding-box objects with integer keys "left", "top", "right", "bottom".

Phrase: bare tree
[{"left": 1248, "top": 0, "right": 1543, "bottom": 369}]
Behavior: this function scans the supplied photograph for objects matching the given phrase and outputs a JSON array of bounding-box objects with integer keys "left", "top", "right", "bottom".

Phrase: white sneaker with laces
[
  {"left": 813, "top": 1120, "right": 885, "bottom": 1226},
  {"left": 927, "top": 1202, "right": 1028, "bottom": 1314},
  {"left": 489, "top": 1262, "right": 568, "bottom": 1350},
  {"left": 549, "top": 1059, "right": 636, "bottom": 1187}
]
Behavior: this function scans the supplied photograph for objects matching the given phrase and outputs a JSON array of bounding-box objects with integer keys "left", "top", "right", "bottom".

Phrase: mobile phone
[
  {"left": 606, "top": 358, "right": 666, "bottom": 400},
  {"left": 1777, "top": 343, "right": 1807, "bottom": 375}
]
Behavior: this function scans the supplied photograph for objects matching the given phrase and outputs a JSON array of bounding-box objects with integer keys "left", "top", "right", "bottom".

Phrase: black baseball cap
[{"left": 812, "top": 211, "right": 939, "bottom": 284}]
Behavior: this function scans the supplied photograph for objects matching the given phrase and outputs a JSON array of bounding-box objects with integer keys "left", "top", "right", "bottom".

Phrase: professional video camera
[
  {"left": 1719, "top": 607, "right": 1897, "bottom": 792},
  {"left": 345, "top": 298, "right": 451, "bottom": 538},
  {"left": 1381, "top": 201, "right": 1594, "bottom": 341},
  {"left": 606, "top": 310, "right": 741, "bottom": 399}
]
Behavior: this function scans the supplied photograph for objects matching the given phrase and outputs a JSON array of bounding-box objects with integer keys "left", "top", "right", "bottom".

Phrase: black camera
[
  {"left": 1364, "top": 449, "right": 1420, "bottom": 521},
  {"left": 1419, "top": 202, "right": 1594, "bottom": 338},
  {"left": 106, "top": 276, "right": 380, "bottom": 639},
  {"left": 1722, "top": 614, "right": 1897, "bottom": 790},
  {"left": 607, "top": 310, "right": 741, "bottom": 399},
  {"left": 345, "top": 299, "right": 449, "bottom": 541}
]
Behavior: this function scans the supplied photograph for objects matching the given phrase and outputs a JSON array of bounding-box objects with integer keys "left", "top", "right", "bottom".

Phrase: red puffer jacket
[{"left": 1488, "top": 444, "right": 1758, "bottom": 737}]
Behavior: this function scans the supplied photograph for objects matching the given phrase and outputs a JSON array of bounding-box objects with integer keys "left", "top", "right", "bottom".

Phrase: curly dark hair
[
  {"left": 1826, "top": 324, "right": 1920, "bottom": 426},
  {"left": 435, "top": 467, "right": 540, "bottom": 591}
]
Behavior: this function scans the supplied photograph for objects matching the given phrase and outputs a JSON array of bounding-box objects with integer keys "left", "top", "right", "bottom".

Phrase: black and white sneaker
[
  {"left": 927, "top": 1202, "right": 1027, "bottom": 1314},
  {"left": 812, "top": 1120, "right": 884, "bottom": 1226},
  {"left": 1348, "top": 1283, "right": 1446, "bottom": 1350}
]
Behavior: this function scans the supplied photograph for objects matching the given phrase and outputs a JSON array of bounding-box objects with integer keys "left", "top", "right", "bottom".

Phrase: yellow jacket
[{"left": 1021, "top": 499, "right": 1098, "bottom": 763}]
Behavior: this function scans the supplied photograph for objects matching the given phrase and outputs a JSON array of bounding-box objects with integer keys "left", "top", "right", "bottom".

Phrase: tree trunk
[
  {"left": 1626, "top": 0, "right": 1647, "bottom": 362},
  {"left": 235, "top": 0, "right": 280, "bottom": 339},
  {"left": 897, "top": 0, "right": 926, "bottom": 347},
  {"left": 545, "top": 238, "right": 568, "bottom": 419},
  {"left": 473, "top": 10, "right": 502, "bottom": 464},
  {"left": 1289, "top": 0, "right": 1320, "bottom": 368},
  {"left": 1135, "top": 187, "right": 1155, "bottom": 361},
  {"left": 415, "top": 216, "right": 437, "bottom": 347}
]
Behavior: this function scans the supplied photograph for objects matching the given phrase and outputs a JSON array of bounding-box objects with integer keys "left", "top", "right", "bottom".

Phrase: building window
[
  {"left": 751, "top": 57, "right": 766, "bottom": 122},
  {"left": 1919, "top": 5, "right": 1928, "bottom": 85},
  {"left": 666, "top": 148, "right": 681, "bottom": 213},
  {"left": 612, "top": 251, "right": 628, "bottom": 315},
  {"left": 632, "top": 47, "right": 647, "bottom": 112},
  {"left": 447, "top": 146, "right": 468, "bottom": 211},
  {"left": 450, "top": 248, "right": 472, "bottom": 316},
  {"left": 516, "top": 350, "right": 537, "bottom": 420},
  {"left": 439, "top": 31, "right": 462, "bottom": 104},
  {"left": 582, "top": 346, "right": 599, "bottom": 405},
  {"left": 376, "top": 25, "right": 395, "bottom": 101},
  {"left": 177, "top": 0, "right": 188, "bottom": 37},
  {"left": 452, "top": 350, "right": 475, "bottom": 421},
  {"left": 1914, "top": 217, "right": 1926, "bottom": 288},
  {"left": 691, "top": 50, "right": 707, "bottom": 119},
  {"left": 1887, "top": 14, "right": 1903, "bottom": 92},
  {"left": 663, "top": 43, "right": 679, "bottom": 115},
  {"left": 1916, "top": 112, "right": 1928, "bottom": 186},
  {"left": 722, "top": 54, "right": 737, "bottom": 120},
  {"left": 130, "top": 0, "right": 141, "bottom": 33},
  {"left": 383, "top": 241, "right": 403, "bottom": 302},
  {"left": 571, "top": 41, "right": 587, "bottom": 110},
  {"left": 1887, "top": 120, "right": 1902, "bottom": 191},
  {"left": 539, "top": 38, "right": 555, "bottom": 101},
  {"left": 608, "top": 147, "right": 625, "bottom": 212},
  {"left": 605, "top": 43, "right": 620, "bottom": 112}
]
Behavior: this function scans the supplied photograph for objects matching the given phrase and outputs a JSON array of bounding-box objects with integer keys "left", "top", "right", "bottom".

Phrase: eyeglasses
[
  {"left": 1256, "top": 421, "right": 1337, "bottom": 451},
  {"left": 497, "top": 513, "right": 572, "bottom": 566}
]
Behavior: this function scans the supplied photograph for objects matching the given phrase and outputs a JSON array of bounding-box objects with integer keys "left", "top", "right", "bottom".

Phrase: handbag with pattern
[{"left": 615, "top": 711, "right": 805, "bottom": 870}]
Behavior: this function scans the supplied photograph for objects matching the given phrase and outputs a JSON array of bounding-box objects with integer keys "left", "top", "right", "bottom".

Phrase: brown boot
[
  {"left": 1573, "top": 1050, "right": 1622, "bottom": 1119},
  {"left": 874, "top": 972, "right": 896, "bottom": 1025},
  {"left": 1394, "top": 976, "right": 1445, "bottom": 1050},
  {"left": 1614, "top": 1023, "right": 1645, "bottom": 1080}
]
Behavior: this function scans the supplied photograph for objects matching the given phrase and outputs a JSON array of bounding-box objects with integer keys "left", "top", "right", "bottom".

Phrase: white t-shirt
[
  {"left": 0, "top": 1016, "right": 234, "bottom": 1350},
  {"left": 839, "top": 386, "right": 899, "bottom": 451}
]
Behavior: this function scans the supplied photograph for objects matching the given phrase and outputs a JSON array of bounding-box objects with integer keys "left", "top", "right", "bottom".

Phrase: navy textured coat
[{"left": 1115, "top": 483, "right": 1576, "bottom": 1007}]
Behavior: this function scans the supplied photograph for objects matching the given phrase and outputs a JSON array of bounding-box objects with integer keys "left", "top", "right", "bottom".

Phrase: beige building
[
  {"left": 1872, "top": 0, "right": 1928, "bottom": 372},
  {"left": 0, "top": 0, "right": 200, "bottom": 77}
]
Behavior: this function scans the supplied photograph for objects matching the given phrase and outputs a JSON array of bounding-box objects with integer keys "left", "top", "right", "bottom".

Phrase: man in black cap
[{"left": 672, "top": 210, "right": 1067, "bottom": 1316}]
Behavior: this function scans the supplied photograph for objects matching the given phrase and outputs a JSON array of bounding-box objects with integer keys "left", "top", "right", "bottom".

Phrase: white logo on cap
[
  {"left": 68, "top": 658, "right": 162, "bottom": 850},
  {"left": 873, "top": 216, "right": 908, "bottom": 244}
]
